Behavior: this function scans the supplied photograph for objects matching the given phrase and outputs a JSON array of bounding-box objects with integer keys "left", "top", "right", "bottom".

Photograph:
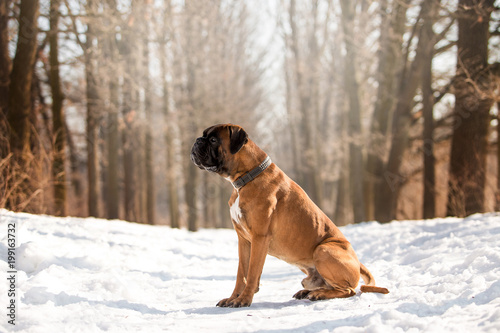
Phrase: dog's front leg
[
  {"left": 217, "top": 234, "right": 250, "bottom": 307},
  {"left": 227, "top": 234, "right": 269, "bottom": 307}
]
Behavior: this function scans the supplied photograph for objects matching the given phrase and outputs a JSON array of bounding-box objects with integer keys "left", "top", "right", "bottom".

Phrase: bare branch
[{"left": 61, "top": 0, "right": 85, "bottom": 50}]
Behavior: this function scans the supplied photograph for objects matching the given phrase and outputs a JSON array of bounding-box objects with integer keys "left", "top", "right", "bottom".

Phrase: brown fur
[{"left": 193, "top": 124, "right": 389, "bottom": 308}]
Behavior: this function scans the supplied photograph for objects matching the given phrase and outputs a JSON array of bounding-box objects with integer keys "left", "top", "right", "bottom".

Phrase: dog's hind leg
[
  {"left": 293, "top": 268, "right": 328, "bottom": 299},
  {"left": 304, "top": 239, "right": 360, "bottom": 301}
]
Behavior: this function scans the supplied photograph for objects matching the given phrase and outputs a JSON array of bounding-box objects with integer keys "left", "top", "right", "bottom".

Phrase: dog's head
[{"left": 190, "top": 124, "right": 248, "bottom": 175}]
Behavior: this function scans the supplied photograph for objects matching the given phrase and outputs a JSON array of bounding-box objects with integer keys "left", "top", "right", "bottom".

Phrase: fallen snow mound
[{"left": 1, "top": 209, "right": 500, "bottom": 332}]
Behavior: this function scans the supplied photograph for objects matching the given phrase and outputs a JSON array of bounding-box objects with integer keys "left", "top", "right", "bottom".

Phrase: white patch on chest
[{"left": 230, "top": 195, "right": 242, "bottom": 224}]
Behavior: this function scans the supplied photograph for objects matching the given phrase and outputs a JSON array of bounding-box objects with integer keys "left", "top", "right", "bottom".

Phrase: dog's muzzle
[
  {"left": 190, "top": 138, "right": 205, "bottom": 168},
  {"left": 191, "top": 137, "right": 219, "bottom": 172}
]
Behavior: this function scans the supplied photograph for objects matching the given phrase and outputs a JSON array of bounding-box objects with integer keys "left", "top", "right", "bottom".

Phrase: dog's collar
[{"left": 232, "top": 156, "right": 272, "bottom": 190}]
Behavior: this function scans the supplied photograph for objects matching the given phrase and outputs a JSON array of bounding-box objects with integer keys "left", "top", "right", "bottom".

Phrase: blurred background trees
[{"left": 1, "top": 0, "right": 499, "bottom": 229}]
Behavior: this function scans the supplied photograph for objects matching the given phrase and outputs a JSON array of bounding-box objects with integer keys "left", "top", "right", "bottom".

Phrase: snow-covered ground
[{"left": 1, "top": 209, "right": 500, "bottom": 332}]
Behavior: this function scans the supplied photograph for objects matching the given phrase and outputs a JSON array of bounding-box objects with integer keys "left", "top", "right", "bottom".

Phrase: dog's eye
[{"left": 210, "top": 137, "right": 217, "bottom": 144}]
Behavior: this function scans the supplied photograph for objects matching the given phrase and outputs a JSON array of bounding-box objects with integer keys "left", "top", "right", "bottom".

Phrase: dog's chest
[{"left": 230, "top": 195, "right": 243, "bottom": 224}]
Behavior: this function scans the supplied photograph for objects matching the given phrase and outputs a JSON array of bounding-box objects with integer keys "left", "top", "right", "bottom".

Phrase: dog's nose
[{"left": 195, "top": 137, "right": 204, "bottom": 145}]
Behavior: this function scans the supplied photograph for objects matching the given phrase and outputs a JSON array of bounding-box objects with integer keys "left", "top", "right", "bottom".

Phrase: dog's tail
[{"left": 359, "top": 263, "right": 389, "bottom": 294}]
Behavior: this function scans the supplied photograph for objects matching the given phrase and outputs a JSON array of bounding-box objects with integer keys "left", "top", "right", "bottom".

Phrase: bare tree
[
  {"left": 497, "top": 99, "right": 500, "bottom": 211},
  {"left": 376, "top": 0, "right": 437, "bottom": 223},
  {"left": 286, "top": 0, "right": 322, "bottom": 203},
  {"left": 84, "top": 0, "right": 100, "bottom": 217},
  {"left": 421, "top": 0, "right": 441, "bottom": 219},
  {"left": 158, "top": 0, "right": 181, "bottom": 228},
  {"left": 143, "top": 8, "right": 155, "bottom": 225},
  {"left": 6, "top": 0, "right": 40, "bottom": 211},
  {"left": 0, "top": 0, "right": 11, "bottom": 126},
  {"left": 8, "top": 0, "right": 39, "bottom": 157},
  {"left": 103, "top": 0, "right": 120, "bottom": 220},
  {"left": 339, "top": 0, "right": 365, "bottom": 223},
  {"left": 365, "top": 0, "right": 408, "bottom": 221},
  {"left": 49, "top": 0, "right": 67, "bottom": 216},
  {"left": 447, "top": 0, "right": 496, "bottom": 216},
  {"left": 182, "top": 1, "right": 202, "bottom": 232}
]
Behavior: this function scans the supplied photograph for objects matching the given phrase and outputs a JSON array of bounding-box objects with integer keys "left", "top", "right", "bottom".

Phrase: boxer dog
[{"left": 191, "top": 124, "right": 389, "bottom": 308}]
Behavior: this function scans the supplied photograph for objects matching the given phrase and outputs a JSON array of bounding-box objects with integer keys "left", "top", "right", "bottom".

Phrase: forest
[{"left": 0, "top": 0, "right": 499, "bottom": 230}]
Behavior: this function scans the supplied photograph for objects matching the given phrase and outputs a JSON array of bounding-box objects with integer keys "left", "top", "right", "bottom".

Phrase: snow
[{"left": 1, "top": 209, "right": 500, "bottom": 332}]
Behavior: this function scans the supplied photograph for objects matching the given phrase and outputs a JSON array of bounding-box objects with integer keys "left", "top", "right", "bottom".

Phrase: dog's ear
[{"left": 229, "top": 125, "right": 248, "bottom": 154}]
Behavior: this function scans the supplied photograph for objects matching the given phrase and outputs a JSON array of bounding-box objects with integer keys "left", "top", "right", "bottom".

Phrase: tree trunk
[
  {"left": 334, "top": 170, "right": 351, "bottom": 226},
  {"left": 165, "top": 123, "right": 180, "bottom": 229},
  {"left": 120, "top": 2, "right": 140, "bottom": 222},
  {"left": 106, "top": 57, "right": 119, "bottom": 220},
  {"left": 160, "top": 3, "right": 180, "bottom": 228},
  {"left": 288, "top": 0, "right": 320, "bottom": 203},
  {"left": 376, "top": 1, "right": 430, "bottom": 222},
  {"left": 165, "top": 127, "right": 180, "bottom": 228},
  {"left": 65, "top": 119, "right": 82, "bottom": 199},
  {"left": 136, "top": 119, "right": 146, "bottom": 223},
  {"left": 164, "top": 108, "right": 180, "bottom": 229},
  {"left": 0, "top": 0, "right": 11, "bottom": 124},
  {"left": 365, "top": 0, "right": 407, "bottom": 221},
  {"left": 334, "top": 97, "right": 351, "bottom": 226},
  {"left": 184, "top": 3, "right": 199, "bottom": 232},
  {"left": 496, "top": 100, "right": 500, "bottom": 211},
  {"left": 84, "top": 1, "right": 99, "bottom": 217},
  {"left": 7, "top": 0, "right": 39, "bottom": 157},
  {"left": 106, "top": 85, "right": 119, "bottom": 220},
  {"left": 122, "top": 113, "right": 135, "bottom": 222},
  {"left": 339, "top": 0, "right": 365, "bottom": 223},
  {"left": 283, "top": 43, "right": 301, "bottom": 181},
  {"left": 143, "top": 14, "right": 155, "bottom": 225},
  {"left": 0, "top": 0, "right": 11, "bottom": 204},
  {"left": 49, "top": 0, "right": 67, "bottom": 216},
  {"left": 446, "top": 0, "right": 494, "bottom": 217},
  {"left": 421, "top": 0, "right": 439, "bottom": 219},
  {"left": 6, "top": 0, "right": 39, "bottom": 211},
  {"left": 185, "top": 159, "right": 198, "bottom": 232},
  {"left": 122, "top": 78, "right": 136, "bottom": 221}
]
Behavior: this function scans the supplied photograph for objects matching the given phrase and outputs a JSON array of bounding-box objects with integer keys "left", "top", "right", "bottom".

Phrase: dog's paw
[
  {"left": 306, "top": 290, "right": 327, "bottom": 301},
  {"left": 216, "top": 297, "right": 234, "bottom": 307},
  {"left": 293, "top": 289, "right": 311, "bottom": 300},
  {"left": 228, "top": 295, "right": 252, "bottom": 308},
  {"left": 217, "top": 295, "right": 252, "bottom": 308}
]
